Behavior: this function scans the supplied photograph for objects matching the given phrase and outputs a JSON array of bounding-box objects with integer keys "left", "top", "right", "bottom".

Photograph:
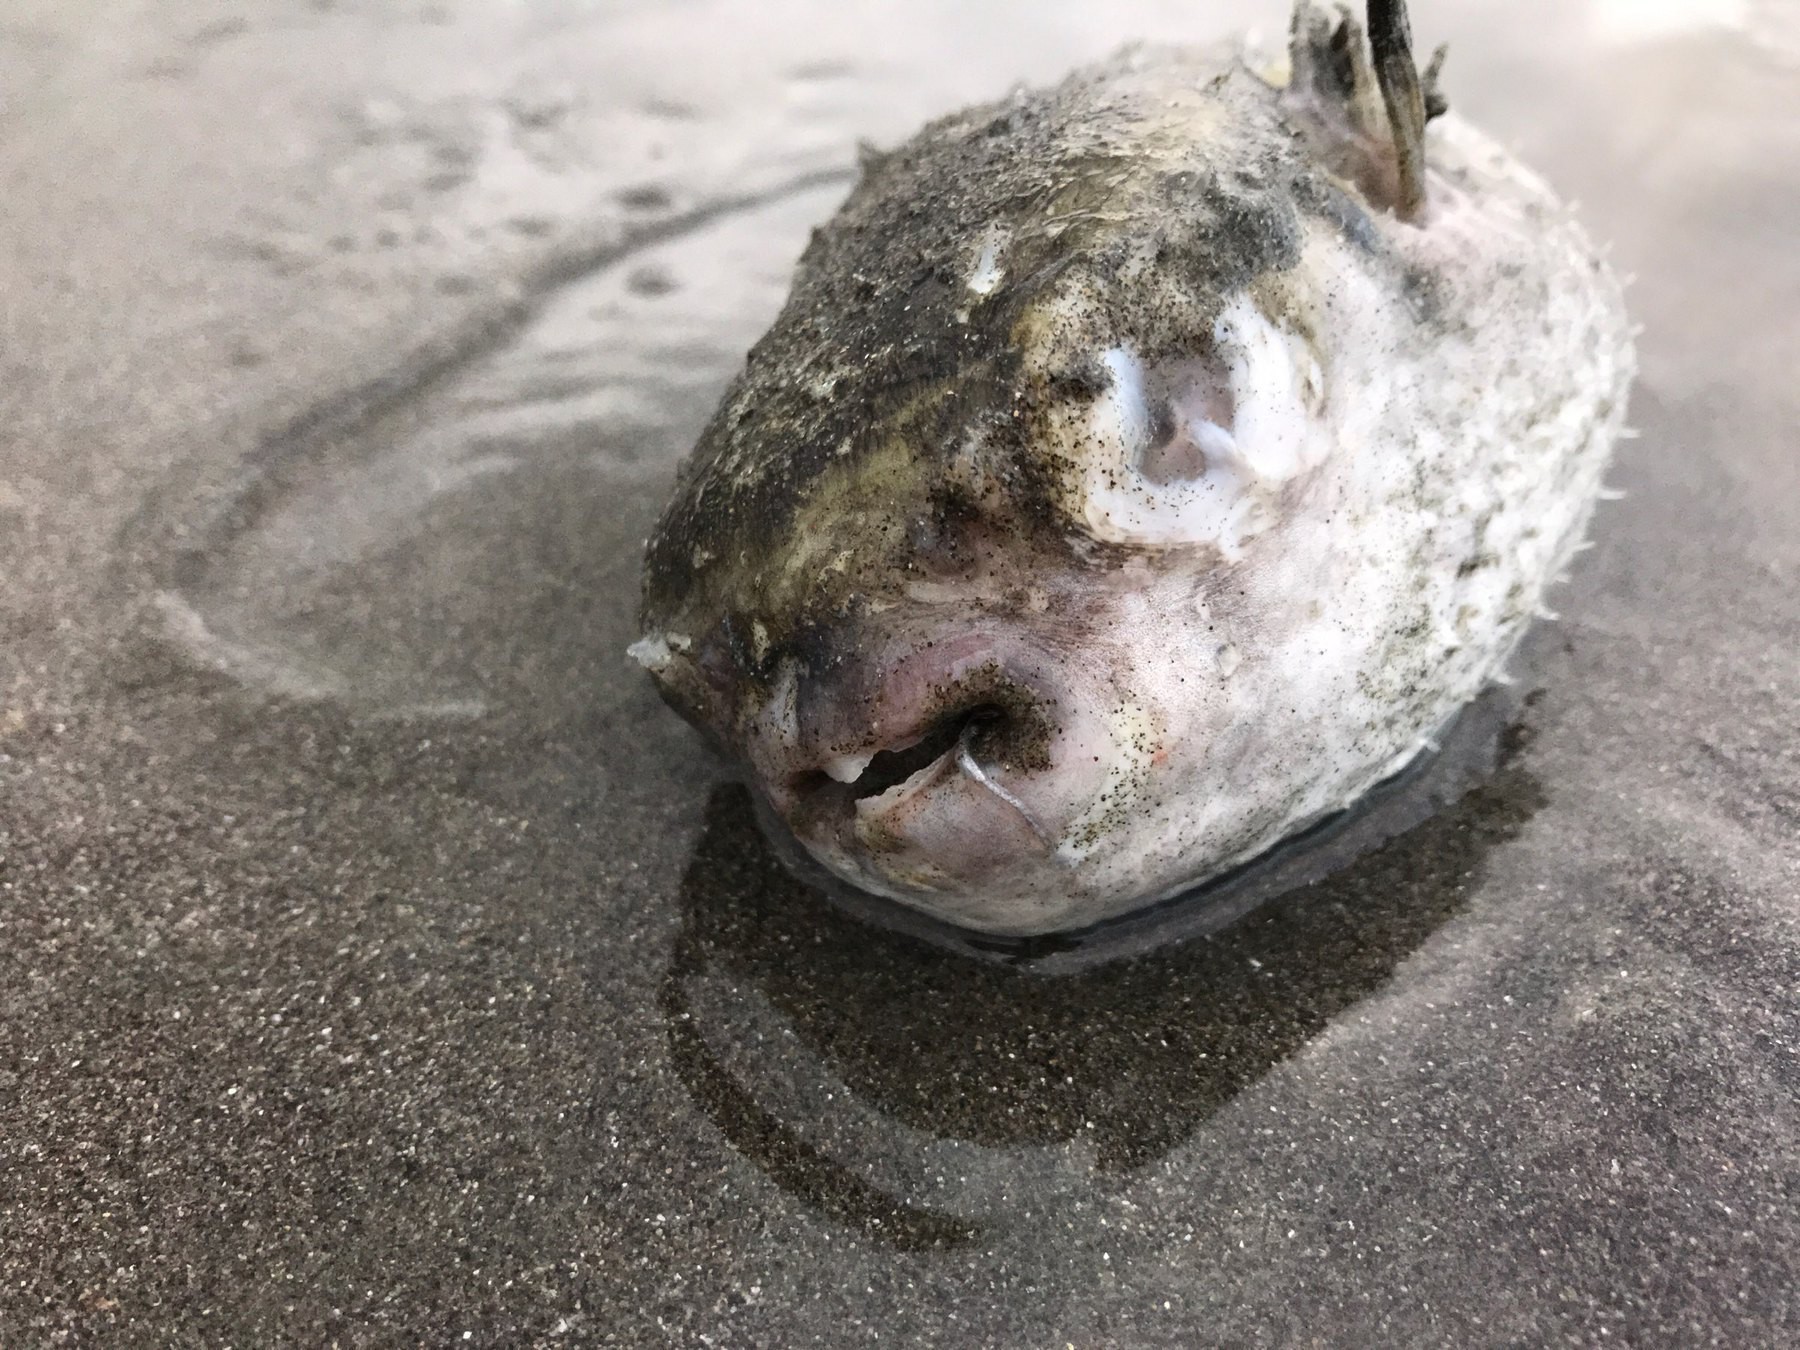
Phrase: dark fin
[
  {"left": 1291, "top": 4, "right": 1416, "bottom": 141},
  {"left": 1366, "top": 0, "right": 1430, "bottom": 220},
  {"left": 855, "top": 138, "right": 892, "bottom": 178},
  {"left": 1327, "top": 5, "right": 1387, "bottom": 139},
  {"left": 1284, "top": 2, "right": 1442, "bottom": 221},
  {"left": 1289, "top": 4, "right": 1363, "bottom": 119},
  {"left": 1422, "top": 43, "right": 1450, "bottom": 121}
]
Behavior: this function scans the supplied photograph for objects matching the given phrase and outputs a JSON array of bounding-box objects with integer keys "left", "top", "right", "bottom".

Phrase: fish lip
[
  {"left": 815, "top": 705, "right": 1031, "bottom": 827},
  {"left": 750, "top": 630, "right": 1022, "bottom": 801},
  {"left": 822, "top": 711, "right": 975, "bottom": 805},
  {"left": 779, "top": 728, "right": 1063, "bottom": 904},
  {"left": 742, "top": 632, "right": 1076, "bottom": 880}
]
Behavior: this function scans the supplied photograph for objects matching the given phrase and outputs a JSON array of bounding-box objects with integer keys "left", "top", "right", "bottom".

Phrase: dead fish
[{"left": 633, "top": 0, "right": 1634, "bottom": 936}]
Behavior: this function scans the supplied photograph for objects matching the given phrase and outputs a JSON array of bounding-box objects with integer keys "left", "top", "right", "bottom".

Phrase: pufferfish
[{"left": 632, "top": 0, "right": 1634, "bottom": 937}]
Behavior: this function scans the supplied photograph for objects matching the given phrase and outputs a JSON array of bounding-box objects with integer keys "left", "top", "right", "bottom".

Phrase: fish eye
[
  {"left": 1062, "top": 296, "right": 1327, "bottom": 558},
  {"left": 1134, "top": 356, "right": 1237, "bottom": 487}
]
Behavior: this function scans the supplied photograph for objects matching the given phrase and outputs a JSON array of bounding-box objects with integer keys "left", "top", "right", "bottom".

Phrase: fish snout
[{"left": 743, "top": 632, "right": 1111, "bottom": 927}]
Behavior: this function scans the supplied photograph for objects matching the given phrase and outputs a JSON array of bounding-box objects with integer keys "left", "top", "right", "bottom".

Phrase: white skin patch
[
  {"left": 965, "top": 225, "right": 1008, "bottom": 296},
  {"left": 1056, "top": 697, "right": 1160, "bottom": 865},
  {"left": 626, "top": 631, "right": 689, "bottom": 672},
  {"left": 763, "top": 659, "right": 802, "bottom": 750}
]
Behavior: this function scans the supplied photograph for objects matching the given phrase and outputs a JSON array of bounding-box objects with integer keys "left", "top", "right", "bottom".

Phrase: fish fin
[
  {"left": 1285, "top": 2, "right": 1439, "bottom": 221},
  {"left": 1366, "top": 0, "right": 1431, "bottom": 220},
  {"left": 1289, "top": 4, "right": 1369, "bottom": 128},
  {"left": 856, "top": 138, "right": 894, "bottom": 178},
  {"left": 1286, "top": 3, "right": 1339, "bottom": 99},
  {"left": 1422, "top": 42, "right": 1450, "bottom": 121}
]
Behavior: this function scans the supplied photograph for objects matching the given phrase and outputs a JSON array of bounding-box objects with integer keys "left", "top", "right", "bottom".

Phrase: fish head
[{"left": 636, "top": 41, "right": 1622, "bottom": 934}]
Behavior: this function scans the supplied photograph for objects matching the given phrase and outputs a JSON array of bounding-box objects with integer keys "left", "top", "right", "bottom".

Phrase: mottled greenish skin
[{"left": 641, "top": 45, "right": 1395, "bottom": 731}]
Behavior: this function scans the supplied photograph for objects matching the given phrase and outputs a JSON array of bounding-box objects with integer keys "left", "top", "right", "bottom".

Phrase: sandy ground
[{"left": 2, "top": 1, "right": 1796, "bottom": 1344}]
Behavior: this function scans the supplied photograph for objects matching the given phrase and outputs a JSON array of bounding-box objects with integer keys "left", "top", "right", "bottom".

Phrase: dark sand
[{"left": 2, "top": 1, "right": 1796, "bottom": 1344}]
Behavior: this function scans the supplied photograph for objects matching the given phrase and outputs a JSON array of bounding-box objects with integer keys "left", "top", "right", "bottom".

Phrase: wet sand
[{"left": 3, "top": 1, "right": 1797, "bottom": 1344}]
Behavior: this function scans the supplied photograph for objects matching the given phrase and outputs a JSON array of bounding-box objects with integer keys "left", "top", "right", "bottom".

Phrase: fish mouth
[
  {"left": 784, "top": 699, "right": 1052, "bottom": 854},
  {"left": 741, "top": 637, "right": 1102, "bottom": 922},
  {"left": 796, "top": 703, "right": 1001, "bottom": 803}
]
